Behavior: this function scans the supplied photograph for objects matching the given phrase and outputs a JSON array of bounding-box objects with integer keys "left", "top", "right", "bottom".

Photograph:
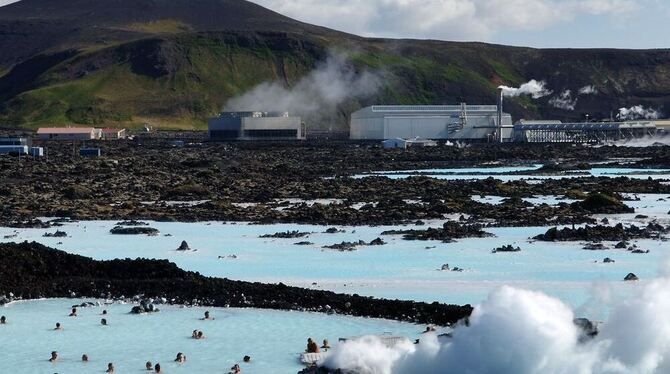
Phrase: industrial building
[
  {"left": 0, "top": 137, "right": 31, "bottom": 146},
  {"left": 101, "top": 128, "right": 127, "bottom": 140},
  {"left": 513, "top": 120, "right": 658, "bottom": 143},
  {"left": 37, "top": 127, "right": 99, "bottom": 141},
  {"left": 208, "top": 112, "right": 305, "bottom": 141},
  {"left": 350, "top": 104, "right": 512, "bottom": 141}
]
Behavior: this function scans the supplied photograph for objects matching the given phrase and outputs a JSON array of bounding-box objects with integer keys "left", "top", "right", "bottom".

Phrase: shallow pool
[{"left": 0, "top": 299, "right": 420, "bottom": 374}]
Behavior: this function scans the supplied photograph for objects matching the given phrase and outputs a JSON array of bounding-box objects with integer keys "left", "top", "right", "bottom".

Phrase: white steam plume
[
  {"left": 224, "top": 53, "right": 381, "bottom": 121},
  {"left": 321, "top": 278, "right": 670, "bottom": 374},
  {"left": 579, "top": 85, "right": 598, "bottom": 95},
  {"left": 549, "top": 89, "right": 577, "bottom": 110},
  {"left": 617, "top": 105, "right": 660, "bottom": 120},
  {"left": 499, "top": 80, "right": 552, "bottom": 99}
]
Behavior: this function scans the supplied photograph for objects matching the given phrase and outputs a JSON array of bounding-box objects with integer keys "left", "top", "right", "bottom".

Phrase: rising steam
[
  {"left": 321, "top": 276, "right": 670, "bottom": 374},
  {"left": 499, "top": 80, "right": 552, "bottom": 99},
  {"left": 224, "top": 53, "right": 381, "bottom": 124},
  {"left": 617, "top": 105, "right": 660, "bottom": 120}
]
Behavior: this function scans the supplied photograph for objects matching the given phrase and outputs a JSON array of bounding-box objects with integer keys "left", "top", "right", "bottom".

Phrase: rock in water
[
  {"left": 177, "top": 240, "right": 190, "bottom": 251},
  {"left": 624, "top": 273, "right": 639, "bottom": 281}
]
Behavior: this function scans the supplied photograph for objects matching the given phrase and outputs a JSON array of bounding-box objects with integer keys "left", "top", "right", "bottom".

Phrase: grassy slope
[
  {"left": 0, "top": 33, "right": 321, "bottom": 129},
  {"left": 1, "top": 32, "right": 670, "bottom": 129}
]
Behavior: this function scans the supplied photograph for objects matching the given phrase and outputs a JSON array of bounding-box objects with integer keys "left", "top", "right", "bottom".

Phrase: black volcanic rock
[
  {"left": 110, "top": 226, "right": 159, "bottom": 235},
  {"left": 0, "top": 241, "right": 473, "bottom": 326},
  {"left": 571, "top": 193, "right": 634, "bottom": 214},
  {"left": 533, "top": 223, "right": 667, "bottom": 242},
  {"left": 382, "top": 222, "right": 493, "bottom": 242}
]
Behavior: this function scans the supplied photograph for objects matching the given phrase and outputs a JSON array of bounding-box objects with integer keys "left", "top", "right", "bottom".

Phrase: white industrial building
[
  {"left": 350, "top": 105, "right": 513, "bottom": 141},
  {"left": 36, "top": 127, "right": 99, "bottom": 140},
  {"left": 208, "top": 112, "right": 305, "bottom": 141}
]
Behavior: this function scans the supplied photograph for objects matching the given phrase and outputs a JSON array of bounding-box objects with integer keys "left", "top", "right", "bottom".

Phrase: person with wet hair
[
  {"left": 54, "top": 322, "right": 63, "bottom": 330},
  {"left": 0, "top": 315, "right": 6, "bottom": 324},
  {"left": 243, "top": 355, "right": 251, "bottom": 363},
  {"left": 306, "top": 338, "right": 319, "bottom": 353},
  {"left": 202, "top": 310, "right": 213, "bottom": 320},
  {"left": 101, "top": 318, "right": 107, "bottom": 326},
  {"left": 196, "top": 330, "right": 205, "bottom": 339},
  {"left": 82, "top": 354, "right": 89, "bottom": 362},
  {"left": 146, "top": 361, "right": 153, "bottom": 370},
  {"left": 321, "top": 339, "right": 331, "bottom": 351},
  {"left": 49, "top": 351, "right": 58, "bottom": 362},
  {"left": 174, "top": 352, "right": 186, "bottom": 363},
  {"left": 105, "top": 362, "right": 115, "bottom": 373},
  {"left": 69, "top": 307, "right": 77, "bottom": 317},
  {"left": 154, "top": 363, "right": 162, "bottom": 373}
]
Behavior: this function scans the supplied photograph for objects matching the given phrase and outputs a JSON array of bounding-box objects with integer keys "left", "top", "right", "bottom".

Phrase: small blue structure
[
  {"left": 30, "top": 147, "right": 44, "bottom": 157},
  {"left": 0, "top": 137, "right": 30, "bottom": 146},
  {"left": 0, "top": 145, "right": 28, "bottom": 155},
  {"left": 80, "top": 148, "right": 101, "bottom": 157}
]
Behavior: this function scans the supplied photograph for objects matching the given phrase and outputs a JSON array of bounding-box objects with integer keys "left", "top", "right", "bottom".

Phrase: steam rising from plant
[
  {"left": 617, "top": 105, "right": 661, "bottom": 120},
  {"left": 322, "top": 276, "right": 670, "bottom": 374},
  {"left": 499, "top": 80, "right": 552, "bottom": 99},
  {"left": 549, "top": 89, "right": 577, "bottom": 110},
  {"left": 224, "top": 53, "right": 381, "bottom": 125}
]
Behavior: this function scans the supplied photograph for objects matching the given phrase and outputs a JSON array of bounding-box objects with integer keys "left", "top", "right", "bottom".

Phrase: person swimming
[
  {"left": 101, "top": 318, "right": 107, "bottom": 326},
  {"left": 54, "top": 322, "right": 62, "bottom": 330},
  {"left": 229, "top": 363, "right": 242, "bottom": 374},
  {"left": 306, "top": 338, "right": 320, "bottom": 353},
  {"left": 196, "top": 330, "right": 205, "bottom": 339},
  {"left": 321, "top": 339, "right": 331, "bottom": 351},
  {"left": 82, "top": 354, "right": 89, "bottom": 362},
  {"left": 0, "top": 315, "right": 6, "bottom": 324},
  {"left": 102, "top": 310, "right": 107, "bottom": 315},
  {"left": 69, "top": 307, "right": 77, "bottom": 317},
  {"left": 105, "top": 362, "right": 115, "bottom": 373},
  {"left": 49, "top": 351, "right": 58, "bottom": 362},
  {"left": 243, "top": 355, "right": 251, "bottom": 363},
  {"left": 174, "top": 352, "right": 186, "bottom": 363},
  {"left": 202, "top": 311, "right": 213, "bottom": 320},
  {"left": 192, "top": 329, "right": 198, "bottom": 338},
  {"left": 146, "top": 361, "right": 153, "bottom": 370},
  {"left": 154, "top": 363, "right": 162, "bottom": 373}
]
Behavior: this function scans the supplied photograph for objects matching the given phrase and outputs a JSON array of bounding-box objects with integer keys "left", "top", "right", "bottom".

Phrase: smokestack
[{"left": 497, "top": 87, "right": 504, "bottom": 142}]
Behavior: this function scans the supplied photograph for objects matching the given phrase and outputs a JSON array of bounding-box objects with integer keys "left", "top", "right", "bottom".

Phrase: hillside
[{"left": 0, "top": 0, "right": 669, "bottom": 130}]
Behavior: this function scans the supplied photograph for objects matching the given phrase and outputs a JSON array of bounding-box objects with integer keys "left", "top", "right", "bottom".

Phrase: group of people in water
[
  {"left": 306, "top": 338, "right": 331, "bottom": 353},
  {"left": 48, "top": 350, "right": 177, "bottom": 372},
  {"left": 43, "top": 308, "right": 250, "bottom": 372}
]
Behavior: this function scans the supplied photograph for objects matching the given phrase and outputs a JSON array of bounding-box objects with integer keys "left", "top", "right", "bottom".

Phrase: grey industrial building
[
  {"left": 208, "top": 112, "right": 305, "bottom": 141},
  {"left": 350, "top": 105, "right": 513, "bottom": 141}
]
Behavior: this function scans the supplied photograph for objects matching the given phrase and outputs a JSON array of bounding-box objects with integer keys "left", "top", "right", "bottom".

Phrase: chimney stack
[{"left": 496, "top": 87, "right": 504, "bottom": 142}]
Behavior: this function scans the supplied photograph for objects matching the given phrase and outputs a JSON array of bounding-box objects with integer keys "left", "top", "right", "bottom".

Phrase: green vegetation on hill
[{"left": 0, "top": 0, "right": 669, "bottom": 129}]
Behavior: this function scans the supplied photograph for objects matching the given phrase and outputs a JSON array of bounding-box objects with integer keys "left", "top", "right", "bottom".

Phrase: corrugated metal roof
[{"left": 37, "top": 127, "right": 94, "bottom": 134}]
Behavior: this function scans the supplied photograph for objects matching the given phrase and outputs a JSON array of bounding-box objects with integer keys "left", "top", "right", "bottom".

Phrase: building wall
[
  {"left": 350, "top": 106, "right": 512, "bottom": 141},
  {"left": 209, "top": 114, "right": 304, "bottom": 140},
  {"left": 37, "top": 132, "right": 95, "bottom": 141}
]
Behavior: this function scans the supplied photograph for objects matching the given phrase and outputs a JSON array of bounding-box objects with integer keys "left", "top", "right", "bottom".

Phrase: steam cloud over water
[
  {"left": 499, "top": 80, "right": 552, "bottom": 99},
  {"left": 224, "top": 53, "right": 381, "bottom": 122},
  {"left": 322, "top": 277, "right": 670, "bottom": 374}
]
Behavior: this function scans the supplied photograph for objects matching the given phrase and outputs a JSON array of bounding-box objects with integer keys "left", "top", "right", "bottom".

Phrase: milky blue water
[
  {"left": 0, "top": 299, "right": 420, "bottom": 373},
  {"left": 1, "top": 195, "right": 667, "bottom": 308},
  {"left": 356, "top": 166, "right": 670, "bottom": 181}
]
